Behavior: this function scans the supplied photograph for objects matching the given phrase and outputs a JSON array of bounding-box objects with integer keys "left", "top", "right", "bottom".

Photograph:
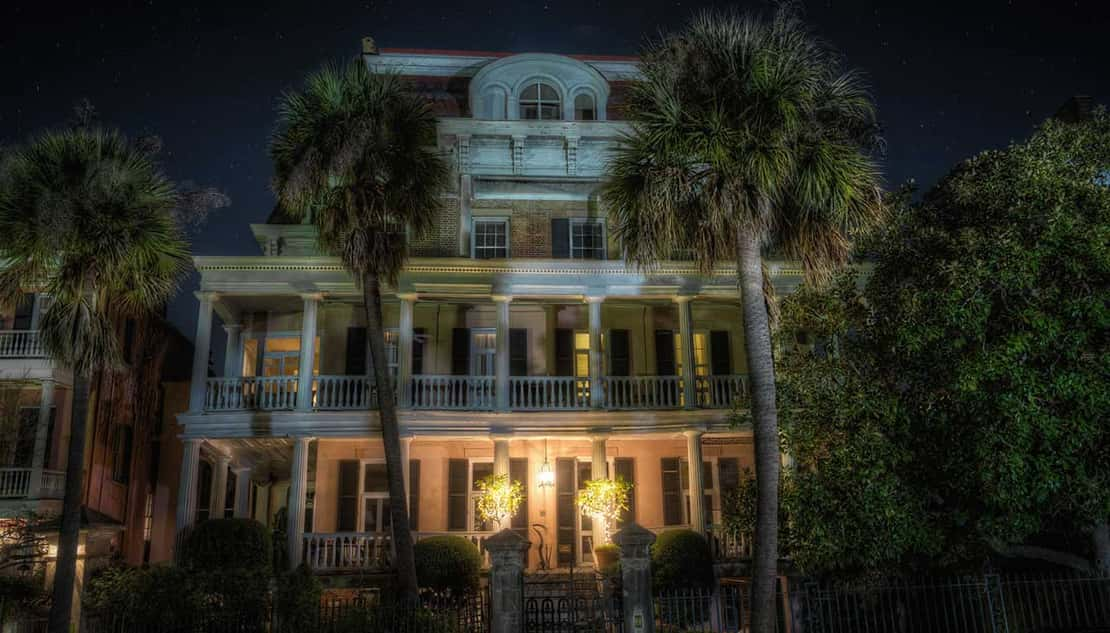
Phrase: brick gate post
[
  {"left": 614, "top": 523, "right": 657, "bottom": 633},
  {"left": 485, "top": 528, "right": 530, "bottom": 633}
]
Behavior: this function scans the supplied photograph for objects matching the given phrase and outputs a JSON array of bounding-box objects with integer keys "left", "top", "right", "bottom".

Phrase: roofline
[{"left": 380, "top": 47, "right": 639, "bottom": 62}]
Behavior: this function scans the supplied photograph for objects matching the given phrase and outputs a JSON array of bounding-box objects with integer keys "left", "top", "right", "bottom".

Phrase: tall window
[
  {"left": 110, "top": 424, "right": 133, "bottom": 484},
  {"left": 472, "top": 218, "right": 509, "bottom": 259},
  {"left": 519, "top": 82, "right": 561, "bottom": 120},
  {"left": 361, "top": 461, "right": 391, "bottom": 534},
  {"left": 470, "top": 461, "right": 495, "bottom": 531},
  {"left": 571, "top": 220, "right": 605, "bottom": 259},
  {"left": 574, "top": 93, "right": 596, "bottom": 121}
]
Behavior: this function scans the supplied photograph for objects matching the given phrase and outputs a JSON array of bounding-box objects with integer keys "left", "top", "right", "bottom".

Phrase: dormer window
[
  {"left": 574, "top": 93, "right": 596, "bottom": 121},
  {"left": 519, "top": 82, "right": 561, "bottom": 120}
]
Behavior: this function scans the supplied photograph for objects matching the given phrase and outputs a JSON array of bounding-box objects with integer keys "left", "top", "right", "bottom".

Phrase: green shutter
[
  {"left": 556, "top": 458, "right": 577, "bottom": 567},
  {"left": 655, "top": 330, "right": 676, "bottom": 375},
  {"left": 409, "top": 460, "right": 421, "bottom": 531},
  {"left": 551, "top": 219, "right": 570, "bottom": 258},
  {"left": 337, "top": 460, "right": 360, "bottom": 532},
  {"left": 510, "top": 329, "right": 528, "bottom": 376},
  {"left": 614, "top": 457, "right": 635, "bottom": 528},
  {"left": 661, "top": 457, "right": 682, "bottom": 526},
  {"left": 554, "top": 329, "right": 574, "bottom": 376},
  {"left": 710, "top": 330, "right": 731, "bottom": 375},
  {"left": 609, "top": 329, "right": 630, "bottom": 376},
  {"left": 451, "top": 328, "right": 470, "bottom": 375},
  {"left": 345, "top": 327, "right": 368, "bottom": 375},
  {"left": 447, "top": 459, "right": 468, "bottom": 530},
  {"left": 510, "top": 458, "right": 529, "bottom": 539}
]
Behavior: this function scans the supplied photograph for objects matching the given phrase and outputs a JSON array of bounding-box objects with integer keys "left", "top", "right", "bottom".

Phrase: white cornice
[{"left": 367, "top": 52, "right": 641, "bottom": 82}]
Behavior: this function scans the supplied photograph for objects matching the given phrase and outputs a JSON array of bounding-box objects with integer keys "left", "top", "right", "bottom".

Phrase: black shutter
[
  {"left": 409, "top": 460, "right": 421, "bottom": 531},
  {"left": 345, "top": 327, "right": 368, "bottom": 375},
  {"left": 413, "top": 328, "right": 426, "bottom": 375},
  {"left": 196, "top": 461, "right": 213, "bottom": 523},
  {"left": 451, "top": 328, "right": 470, "bottom": 375},
  {"left": 509, "top": 329, "right": 528, "bottom": 376},
  {"left": 337, "top": 460, "right": 359, "bottom": 532},
  {"left": 554, "top": 329, "right": 574, "bottom": 376},
  {"left": 12, "top": 293, "right": 34, "bottom": 330},
  {"left": 551, "top": 219, "right": 570, "bottom": 258},
  {"left": 614, "top": 457, "right": 635, "bottom": 528},
  {"left": 556, "top": 458, "right": 577, "bottom": 567},
  {"left": 710, "top": 330, "right": 731, "bottom": 375},
  {"left": 655, "top": 330, "right": 676, "bottom": 375},
  {"left": 510, "top": 458, "right": 529, "bottom": 539},
  {"left": 661, "top": 457, "right": 682, "bottom": 526},
  {"left": 609, "top": 329, "right": 630, "bottom": 377},
  {"left": 718, "top": 458, "right": 740, "bottom": 491},
  {"left": 447, "top": 458, "right": 468, "bottom": 530}
]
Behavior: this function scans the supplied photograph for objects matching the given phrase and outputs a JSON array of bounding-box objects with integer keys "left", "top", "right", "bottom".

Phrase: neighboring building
[{"left": 176, "top": 44, "right": 804, "bottom": 574}]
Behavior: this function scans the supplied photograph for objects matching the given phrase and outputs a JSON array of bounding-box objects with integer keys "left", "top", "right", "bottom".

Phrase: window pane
[
  {"left": 539, "top": 84, "right": 558, "bottom": 100},
  {"left": 474, "top": 220, "right": 508, "bottom": 258},
  {"left": 472, "top": 462, "right": 493, "bottom": 489},
  {"left": 265, "top": 337, "right": 300, "bottom": 352},
  {"left": 521, "top": 84, "right": 539, "bottom": 100},
  {"left": 574, "top": 94, "right": 596, "bottom": 121},
  {"left": 571, "top": 222, "right": 604, "bottom": 259},
  {"left": 363, "top": 463, "right": 388, "bottom": 492}
]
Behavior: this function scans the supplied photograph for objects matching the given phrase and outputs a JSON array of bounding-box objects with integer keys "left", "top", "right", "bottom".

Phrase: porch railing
[
  {"left": 508, "top": 376, "right": 590, "bottom": 410},
  {"left": 0, "top": 330, "right": 45, "bottom": 358},
  {"left": 697, "top": 375, "right": 749, "bottom": 409},
  {"left": 314, "top": 375, "right": 376, "bottom": 410},
  {"left": 409, "top": 375, "right": 495, "bottom": 410},
  {"left": 0, "top": 468, "right": 65, "bottom": 499},
  {"left": 203, "top": 376, "right": 299, "bottom": 411},
  {"left": 302, "top": 532, "right": 392, "bottom": 572},
  {"left": 603, "top": 376, "right": 684, "bottom": 409}
]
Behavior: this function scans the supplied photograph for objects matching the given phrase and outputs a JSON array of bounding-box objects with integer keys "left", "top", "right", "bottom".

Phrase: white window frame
[
  {"left": 471, "top": 217, "right": 510, "bottom": 259},
  {"left": 467, "top": 458, "right": 495, "bottom": 532},
  {"left": 518, "top": 81, "right": 562, "bottom": 121},
  {"left": 358, "top": 458, "right": 391, "bottom": 534},
  {"left": 242, "top": 329, "right": 323, "bottom": 378},
  {"left": 569, "top": 218, "right": 606, "bottom": 260},
  {"left": 470, "top": 328, "right": 497, "bottom": 377},
  {"left": 680, "top": 457, "right": 720, "bottom": 526}
]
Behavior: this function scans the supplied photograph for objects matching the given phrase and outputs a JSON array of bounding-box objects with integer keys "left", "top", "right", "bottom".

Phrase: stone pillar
[
  {"left": 232, "top": 467, "right": 252, "bottom": 519},
  {"left": 223, "top": 324, "right": 242, "bottom": 377},
  {"left": 29, "top": 381, "right": 55, "bottom": 498},
  {"left": 397, "top": 293, "right": 417, "bottom": 406},
  {"left": 587, "top": 296, "right": 603, "bottom": 408},
  {"left": 675, "top": 296, "right": 697, "bottom": 409},
  {"left": 188, "top": 293, "right": 216, "bottom": 412},
  {"left": 210, "top": 454, "right": 231, "bottom": 520},
  {"left": 296, "top": 294, "right": 320, "bottom": 411},
  {"left": 485, "top": 529, "right": 530, "bottom": 633},
  {"left": 400, "top": 435, "right": 413, "bottom": 512},
  {"left": 493, "top": 295, "right": 512, "bottom": 411},
  {"left": 287, "top": 437, "right": 311, "bottom": 568},
  {"left": 175, "top": 439, "right": 202, "bottom": 558},
  {"left": 684, "top": 430, "right": 706, "bottom": 534},
  {"left": 591, "top": 433, "right": 608, "bottom": 481},
  {"left": 615, "top": 523, "right": 658, "bottom": 633}
]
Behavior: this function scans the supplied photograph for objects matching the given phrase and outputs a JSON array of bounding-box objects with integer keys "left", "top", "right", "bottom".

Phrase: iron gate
[{"left": 523, "top": 570, "right": 623, "bottom": 633}]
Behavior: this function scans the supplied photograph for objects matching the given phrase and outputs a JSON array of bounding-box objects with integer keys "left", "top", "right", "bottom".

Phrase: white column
[
  {"left": 684, "top": 430, "right": 706, "bottom": 535},
  {"left": 188, "top": 293, "right": 217, "bottom": 412},
  {"left": 590, "top": 433, "right": 608, "bottom": 481},
  {"left": 287, "top": 437, "right": 311, "bottom": 568},
  {"left": 232, "top": 467, "right": 252, "bottom": 519},
  {"left": 675, "top": 296, "right": 697, "bottom": 409},
  {"left": 223, "top": 324, "right": 242, "bottom": 377},
  {"left": 29, "top": 381, "right": 55, "bottom": 498},
  {"left": 587, "top": 297, "right": 604, "bottom": 408},
  {"left": 400, "top": 435, "right": 413, "bottom": 512},
  {"left": 493, "top": 295, "right": 512, "bottom": 411},
  {"left": 210, "top": 454, "right": 231, "bottom": 520},
  {"left": 493, "top": 436, "right": 510, "bottom": 478},
  {"left": 295, "top": 294, "right": 320, "bottom": 411},
  {"left": 175, "top": 439, "right": 202, "bottom": 557},
  {"left": 397, "top": 294, "right": 416, "bottom": 407}
]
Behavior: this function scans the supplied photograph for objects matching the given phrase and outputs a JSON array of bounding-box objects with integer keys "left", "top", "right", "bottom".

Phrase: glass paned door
[
  {"left": 471, "top": 330, "right": 496, "bottom": 376},
  {"left": 574, "top": 331, "right": 591, "bottom": 403},
  {"left": 577, "top": 460, "right": 594, "bottom": 565},
  {"left": 360, "top": 462, "right": 391, "bottom": 534}
]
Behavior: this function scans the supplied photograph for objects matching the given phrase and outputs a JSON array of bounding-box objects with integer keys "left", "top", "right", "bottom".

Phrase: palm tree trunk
[
  {"left": 47, "top": 375, "right": 95, "bottom": 633},
  {"left": 362, "top": 273, "right": 419, "bottom": 605},
  {"left": 736, "top": 227, "right": 780, "bottom": 633}
]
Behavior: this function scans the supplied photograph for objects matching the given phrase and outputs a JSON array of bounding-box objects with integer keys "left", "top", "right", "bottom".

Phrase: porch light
[{"left": 538, "top": 439, "right": 555, "bottom": 488}]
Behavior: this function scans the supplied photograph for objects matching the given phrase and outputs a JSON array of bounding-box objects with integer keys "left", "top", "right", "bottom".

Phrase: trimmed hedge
[
  {"left": 181, "top": 518, "right": 272, "bottom": 573},
  {"left": 651, "top": 529, "right": 714, "bottom": 591},
  {"left": 414, "top": 536, "right": 483, "bottom": 595}
]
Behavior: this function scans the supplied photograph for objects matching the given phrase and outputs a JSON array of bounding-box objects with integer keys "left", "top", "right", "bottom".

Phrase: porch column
[
  {"left": 222, "top": 324, "right": 242, "bottom": 377},
  {"left": 232, "top": 466, "right": 252, "bottom": 519},
  {"left": 397, "top": 293, "right": 417, "bottom": 406},
  {"left": 210, "top": 454, "right": 231, "bottom": 520},
  {"left": 295, "top": 294, "right": 320, "bottom": 411},
  {"left": 400, "top": 435, "right": 413, "bottom": 512},
  {"left": 587, "top": 296, "right": 603, "bottom": 408},
  {"left": 493, "top": 435, "right": 510, "bottom": 477},
  {"left": 684, "top": 430, "right": 706, "bottom": 535},
  {"left": 29, "top": 381, "right": 55, "bottom": 498},
  {"left": 591, "top": 433, "right": 608, "bottom": 480},
  {"left": 675, "top": 296, "right": 697, "bottom": 409},
  {"left": 188, "top": 292, "right": 217, "bottom": 412},
  {"left": 287, "top": 436, "right": 311, "bottom": 568},
  {"left": 174, "top": 439, "right": 202, "bottom": 557},
  {"left": 493, "top": 295, "right": 511, "bottom": 411}
]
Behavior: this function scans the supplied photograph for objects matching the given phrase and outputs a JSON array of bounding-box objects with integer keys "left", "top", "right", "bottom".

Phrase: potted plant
[
  {"left": 474, "top": 473, "right": 524, "bottom": 531},
  {"left": 576, "top": 477, "right": 632, "bottom": 570}
]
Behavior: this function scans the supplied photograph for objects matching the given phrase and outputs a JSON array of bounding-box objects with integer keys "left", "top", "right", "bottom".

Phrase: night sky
[{"left": 3, "top": 0, "right": 1108, "bottom": 343}]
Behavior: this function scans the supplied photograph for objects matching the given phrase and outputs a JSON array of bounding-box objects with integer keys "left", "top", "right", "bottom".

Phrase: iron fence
[{"left": 656, "top": 578, "right": 788, "bottom": 633}]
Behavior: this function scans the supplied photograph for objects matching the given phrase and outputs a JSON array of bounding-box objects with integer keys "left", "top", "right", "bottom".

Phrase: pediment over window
[{"left": 469, "top": 53, "right": 611, "bottom": 121}]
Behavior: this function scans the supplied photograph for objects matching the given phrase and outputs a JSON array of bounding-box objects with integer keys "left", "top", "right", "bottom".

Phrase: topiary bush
[
  {"left": 413, "top": 536, "right": 483, "bottom": 595},
  {"left": 651, "top": 529, "right": 714, "bottom": 591},
  {"left": 181, "top": 518, "right": 272, "bottom": 573}
]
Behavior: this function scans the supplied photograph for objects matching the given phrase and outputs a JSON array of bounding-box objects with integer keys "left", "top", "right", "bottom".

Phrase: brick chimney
[
  {"left": 1055, "top": 95, "right": 1093, "bottom": 123},
  {"left": 362, "top": 36, "right": 379, "bottom": 56}
]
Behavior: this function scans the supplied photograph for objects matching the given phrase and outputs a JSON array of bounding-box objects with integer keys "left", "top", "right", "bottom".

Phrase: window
[
  {"left": 574, "top": 93, "right": 596, "bottom": 121},
  {"left": 680, "top": 459, "right": 716, "bottom": 528},
  {"left": 571, "top": 220, "right": 605, "bottom": 259},
  {"left": 470, "top": 461, "right": 495, "bottom": 531},
  {"left": 519, "top": 82, "right": 561, "bottom": 120},
  {"left": 110, "top": 424, "right": 133, "bottom": 484},
  {"left": 472, "top": 218, "right": 509, "bottom": 259},
  {"left": 360, "top": 461, "right": 391, "bottom": 534}
]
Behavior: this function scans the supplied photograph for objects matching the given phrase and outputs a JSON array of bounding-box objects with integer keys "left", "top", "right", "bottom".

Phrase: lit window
[
  {"left": 519, "top": 82, "right": 561, "bottom": 120},
  {"left": 570, "top": 220, "right": 605, "bottom": 259},
  {"left": 472, "top": 219, "right": 509, "bottom": 259},
  {"left": 470, "top": 461, "right": 495, "bottom": 531},
  {"left": 574, "top": 93, "right": 596, "bottom": 121}
]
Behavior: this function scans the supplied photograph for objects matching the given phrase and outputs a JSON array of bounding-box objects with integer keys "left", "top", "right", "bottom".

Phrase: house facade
[{"left": 176, "top": 45, "right": 804, "bottom": 574}]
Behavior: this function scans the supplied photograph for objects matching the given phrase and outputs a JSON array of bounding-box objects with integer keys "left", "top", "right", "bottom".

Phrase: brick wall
[{"left": 411, "top": 195, "right": 460, "bottom": 257}]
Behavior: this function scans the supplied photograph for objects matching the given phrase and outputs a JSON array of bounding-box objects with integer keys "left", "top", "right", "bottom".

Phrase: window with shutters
[
  {"left": 110, "top": 423, "right": 133, "bottom": 484},
  {"left": 360, "top": 460, "right": 391, "bottom": 534},
  {"left": 469, "top": 460, "right": 495, "bottom": 531},
  {"left": 337, "top": 460, "right": 360, "bottom": 531},
  {"left": 509, "top": 329, "right": 528, "bottom": 376},
  {"left": 674, "top": 331, "right": 711, "bottom": 378},
  {"left": 447, "top": 459, "right": 469, "bottom": 530},
  {"left": 472, "top": 218, "right": 509, "bottom": 259},
  {"left": 608, "top": 330, "right": 630, "bottom": 377},
  {"left": 570, "top": 220, "right": 605, "bottom": 259},
  {"left": 242, "top": 333, "right": 321, "bottom": 378},
  {"left": 660, "top": 457, "right": 683, "bottom": 526},
  {"left": 681, "top": 458, "right": 717, "bottom": 527},
  {"left": 614, "top": 457, "right": 636, "bottom": 528}
]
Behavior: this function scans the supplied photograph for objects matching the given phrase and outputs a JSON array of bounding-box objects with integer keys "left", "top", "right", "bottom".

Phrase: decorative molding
[
  {"left": 456, "top": 134, "right": 471, "bottom": 173},
  {"left": 511, "top": 135, "right": 525, "bottom": 175},
  {"left": 565, "top": 136, "right": 579, "bottom": 176}
]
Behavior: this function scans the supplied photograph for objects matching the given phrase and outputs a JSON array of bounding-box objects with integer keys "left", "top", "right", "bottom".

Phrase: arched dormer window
[
  {"left": 574, "top": 93, "right": 596, "bottom": 121},
  {"left": 519, "top": 81, "right": 561, "bottom": 120}
]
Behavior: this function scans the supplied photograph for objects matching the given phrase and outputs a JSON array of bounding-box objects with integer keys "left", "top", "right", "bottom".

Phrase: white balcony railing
[
  {"left": 698, "top": 375, "right": 749, "bottom": 409},
  {"left": 409, "top": 375, "right": 495, "bottom": 410},
  {"left": 602, "top": 376, "right": 684, "bottom": 409},
  {"left": 0, "top": 468, "right": 65, "bottom": 499},
  {"left": 0, "top": 330, "right": 45, "bottom": 358},
  {"left": 314, "top": 375, "right": 376, "bottom": 410},
  {"left": 302, "top": 532, "right": 392, "bottom": 572},
  {"left": 204, "top": 376, "right": 299, "bottom": 411},
  {"left": 508, "top": 376, "right": 590, "bottom": 410}
]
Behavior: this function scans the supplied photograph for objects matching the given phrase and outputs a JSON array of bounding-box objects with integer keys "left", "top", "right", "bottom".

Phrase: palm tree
[
  {"left": 270, "top": 62, "right": 449, "bottom": 603},
  {"left": 603, "top": 7, "right": 883, "bottom": 631},
  {"left": 0, "top": 128, "right": 190, "bottom": 633}
]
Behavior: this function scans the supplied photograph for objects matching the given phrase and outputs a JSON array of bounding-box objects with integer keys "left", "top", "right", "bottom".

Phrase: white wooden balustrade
[
  {"left": 302, "top": 532, "right": 393, "bottom": 572},
  {"left": 409, "top": 375, "right": 495, "bottom": 410},
  {"left": 603, "top": 376, "right": 684, "bottom": 409},
  {"left": 698, "top": 375, "right": 749, "bottom": 408},
  {"left": 204, "top": 376, "right": 299, "bottom": 411},
  {"left": 0, "top": 468, "right": 65, "bottom": 499},
  {"left": 508, "top": 376, "right": 590, "bottom": 410},
  {"left": 314, "top": 375, "right": 376, "bottom": 410},
  {"left": 0, "top": 330, "right": 45, "bottom": 358},
  {"left": 39, "top": 470, "right": 65, "bottom": 498}
]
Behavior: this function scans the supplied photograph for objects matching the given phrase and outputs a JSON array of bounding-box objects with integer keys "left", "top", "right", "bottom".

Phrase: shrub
[
  {"left": 84, "top": 564, "right": 202, "bottom": 628},
  {"left": 651, "top": 529, "right": 713, "bottom": 591},
  {"left": 181, "top": 518, "right": 272, "bottom": 573},
  {"left": 413, "top": 536, "right": 483, "bottom": 595},
  {"left": 275, "top": 564, "right": 323, "bottom": 633},
  {"left": 593, "top": 543, "right": 621, "bottom": 577}
]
